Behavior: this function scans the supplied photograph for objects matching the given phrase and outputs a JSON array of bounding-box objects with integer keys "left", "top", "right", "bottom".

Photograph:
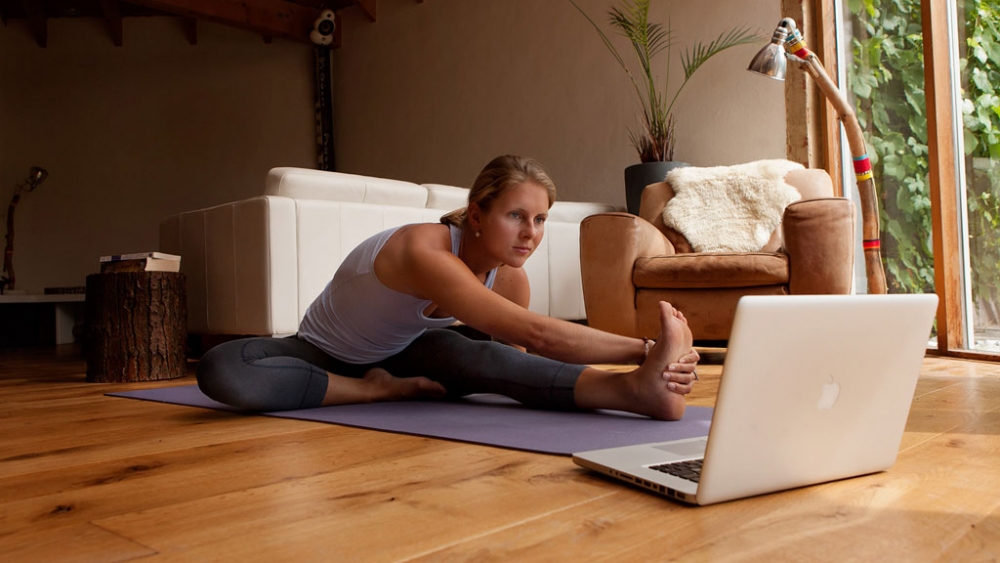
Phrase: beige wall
[
  {"left": 331, "top": 0, "right": 785, "bottom": 204},
  {"left": 0, "top": 18, "right": 315, "bottom": 295},
  {"left": 1, "top": 1, "right": 785, "bottom": 295}
]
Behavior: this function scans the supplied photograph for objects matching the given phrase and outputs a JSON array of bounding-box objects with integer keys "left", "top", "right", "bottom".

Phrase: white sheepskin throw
[{"left": 662, "top": 159, "right": 804, "bottom": 252}]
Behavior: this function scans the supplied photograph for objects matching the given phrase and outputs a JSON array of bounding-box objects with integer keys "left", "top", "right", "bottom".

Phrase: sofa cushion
[
  {"left": 293, "top": 200, "right": 442, "bottom": 321},
  {"left": 549, "top": 201, "right": 623, "bottom": 223},
  {"left": 423, "top": 183, "right": 470, "bottom": 211},
  {"left": 633, "top": 252, "right": 789, "bottom": 289},
  {"left": 265, "top": 167, "right": 428, "bottom": 208},
  {"left": 422, "top": 184, "right": 621, "bottom": 222}
]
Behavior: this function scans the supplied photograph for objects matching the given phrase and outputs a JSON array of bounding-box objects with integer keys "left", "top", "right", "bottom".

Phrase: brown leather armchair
[{"left": 580, "top": 168, "right": 855, "bottom": 342}]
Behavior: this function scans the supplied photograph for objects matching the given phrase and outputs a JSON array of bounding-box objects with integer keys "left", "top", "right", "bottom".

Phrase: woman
[{"left": 197, "top": 155, "right": 699, "bottom": 420}]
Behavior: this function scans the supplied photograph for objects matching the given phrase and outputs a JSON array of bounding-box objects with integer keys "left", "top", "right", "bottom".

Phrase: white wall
[
  {"left": 0, "top": 18, "right": 315, "bottom": 294},
  {"left": 331, "top": 0, "right": 785, "bottom": 205}
]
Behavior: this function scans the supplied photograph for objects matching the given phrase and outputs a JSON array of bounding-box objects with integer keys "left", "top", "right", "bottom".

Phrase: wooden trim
[
  {"left": 781, "top": 0, "right": 810, "bottom": 167},
  {"left": 922, "top": 0, "right": 965, "bottom": 351},
  {"left": 814, "top": 0, "right": 843, "bottom": 196},
  {"left": 926, "top": 348, "right": 1000, "bottom": 362}
]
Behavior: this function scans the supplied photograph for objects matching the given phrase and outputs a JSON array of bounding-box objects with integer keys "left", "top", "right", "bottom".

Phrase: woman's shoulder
[
  {"left": 384, "top": 223, "right": 452, "bottom": 255},
  {"left": 399, "top": 222, "right": 451, "bottom": 241},
  {"left": 373, "top": 223, "right": 462, "bottom": 293}
]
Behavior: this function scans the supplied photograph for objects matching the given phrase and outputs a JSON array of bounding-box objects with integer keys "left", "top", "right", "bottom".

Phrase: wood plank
[
  {"left": 923, "top": 0, "right": 965, "bottom": 350},
  {"left": 125, "top": 0, "right": 322, "bottom": 44},
  {"left": 0, "top": 523, "right": 155, "bottom": 562},
  {"left": 0, "top": 428, "right": 456, "bottom": 535},
  {"left": 1, "top": 348, "right": 998, "bottom": 561},
  {"left": 92, "top": 446, "right": 612, "bottom": 560},
  {"left": 814, "top": 0, "right": 843, "bottom": 196},
  {"left": 407, "top": 384, "right": 1000, "bottom": 561},
  {"left": 0, "top": 382, "right": 336, "bottom": 478}
]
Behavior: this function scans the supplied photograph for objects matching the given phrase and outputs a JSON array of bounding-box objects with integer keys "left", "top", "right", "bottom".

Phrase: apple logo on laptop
[{"left": 817, "top": 375, "right": 841, "bottom": 410}]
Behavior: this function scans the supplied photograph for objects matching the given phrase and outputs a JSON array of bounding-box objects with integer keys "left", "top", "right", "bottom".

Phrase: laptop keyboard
[{"left": 649, "top": 459, "right": 703, "bottom": 483}]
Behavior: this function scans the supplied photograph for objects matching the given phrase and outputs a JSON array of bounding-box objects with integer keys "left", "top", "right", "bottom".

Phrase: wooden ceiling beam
[
  {"left": 123, "top": 0, "right": 322, "bottom": 44},
  {"left": 99, "top": 0, "right": 124, "bottom": 46},
  {"left": 181, "top": 16, "right": 197, "bottom": 45},
  {"left": 286, "top": 0, "right": 328, "bottom": 8},
  {"left": 19, "top": 0, "right": 47, "bottom": 47},
  {"left": 356, "top": 0, "right": 376, "bottom": 22}
]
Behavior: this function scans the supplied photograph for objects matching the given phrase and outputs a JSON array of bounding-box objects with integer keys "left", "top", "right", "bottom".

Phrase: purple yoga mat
[{"left": 108, "top": 385, "right": 712, "bottom": 456}]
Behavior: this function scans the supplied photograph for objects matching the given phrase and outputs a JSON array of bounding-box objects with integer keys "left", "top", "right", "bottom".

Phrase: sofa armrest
[
  {"left": 782, "top": 198, "right": 856, "bottom": 295},
  {"left": 159, "top": 196, "right": 300, "bottom": 336},
  {"left": 580, "top": 212, "right": 675, "bottom": 337}
]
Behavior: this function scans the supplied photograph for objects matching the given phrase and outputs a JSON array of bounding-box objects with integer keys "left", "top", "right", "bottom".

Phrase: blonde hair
[{"left": 440, "top": 155, "right": 557, "bottom": 227}]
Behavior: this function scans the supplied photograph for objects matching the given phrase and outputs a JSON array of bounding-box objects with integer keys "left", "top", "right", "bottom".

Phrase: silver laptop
[{"left": 573, "top": 294, "right": 938, "bottom": 505}]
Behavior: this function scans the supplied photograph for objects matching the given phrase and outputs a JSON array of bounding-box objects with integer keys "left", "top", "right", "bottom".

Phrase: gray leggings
[{"left": 196, "top": 329, "right": 586, "bottom": 412}]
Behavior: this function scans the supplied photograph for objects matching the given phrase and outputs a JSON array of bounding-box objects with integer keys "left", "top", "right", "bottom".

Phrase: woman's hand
[{"left": 663, "top": 348, "right": 700, "bottom": 395}]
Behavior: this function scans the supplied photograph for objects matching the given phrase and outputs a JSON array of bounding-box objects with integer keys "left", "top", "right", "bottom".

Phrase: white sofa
[{"left": 159, "top": 167, "right": 620, "bottom": 336}]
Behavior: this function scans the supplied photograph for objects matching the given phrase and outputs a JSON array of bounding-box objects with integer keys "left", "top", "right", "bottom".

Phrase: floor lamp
[
  {"left": 2, "top": 166, "right": 49, "bottom": 293},
  {"left": 747, "top": 18, "right": 888, "bottom": 295}
]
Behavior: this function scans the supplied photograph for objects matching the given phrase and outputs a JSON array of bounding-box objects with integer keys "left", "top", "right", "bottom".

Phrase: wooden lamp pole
[{"left": 748, "top": 18, "right": 888, "bottom": 295}]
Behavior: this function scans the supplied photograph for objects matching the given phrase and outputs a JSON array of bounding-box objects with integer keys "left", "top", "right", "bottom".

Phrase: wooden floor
[{"left": 2, "top": 345, "right": 999, "bottom": 562}]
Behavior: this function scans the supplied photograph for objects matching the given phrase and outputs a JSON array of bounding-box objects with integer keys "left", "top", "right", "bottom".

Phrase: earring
[{"left": 474, "top": 231, "right": 481, "bottom": 238}]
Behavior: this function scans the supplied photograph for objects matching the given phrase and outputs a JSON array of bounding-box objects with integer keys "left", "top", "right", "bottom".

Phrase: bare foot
[
  {"left": 622, "top": 302, "right": 694, "bottom": 420},
  {"left": 575, "top": 301, "right": 693, "bottom": 420},
  {"left": 362, "top": 368, "right": 447, "bottom": 402}
]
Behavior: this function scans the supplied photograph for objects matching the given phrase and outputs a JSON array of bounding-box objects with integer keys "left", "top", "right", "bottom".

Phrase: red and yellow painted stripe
[
  {"left": 784, "top": 29, "right": 811, "bottom": 59},
  {"left": 853, "top": 154, "right": 874, "bottom": 182}
]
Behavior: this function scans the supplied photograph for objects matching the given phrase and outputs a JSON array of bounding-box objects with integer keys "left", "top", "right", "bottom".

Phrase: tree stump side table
[{"left": 85, "top": 271, "right": 187, "bottom": 382}]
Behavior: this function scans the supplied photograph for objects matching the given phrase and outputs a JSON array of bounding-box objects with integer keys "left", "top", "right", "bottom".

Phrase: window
[{"left": 814, "top": 0, "right": 999, "bottom": 359}]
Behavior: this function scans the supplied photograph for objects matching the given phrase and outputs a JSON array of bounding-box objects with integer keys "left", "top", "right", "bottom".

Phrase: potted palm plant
[{"left": 569, "top": 0, "right": 759, "bottom": 214}]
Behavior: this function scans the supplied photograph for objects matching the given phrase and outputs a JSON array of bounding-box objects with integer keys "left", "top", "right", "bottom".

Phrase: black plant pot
[{"left": 624, "top": 161, "right": 689, "bottom": 216}]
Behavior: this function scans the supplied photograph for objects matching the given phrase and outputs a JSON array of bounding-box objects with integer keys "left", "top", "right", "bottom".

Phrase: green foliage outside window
[{"left": 847, "top": 0, "right": 1000, "bottom": 319}]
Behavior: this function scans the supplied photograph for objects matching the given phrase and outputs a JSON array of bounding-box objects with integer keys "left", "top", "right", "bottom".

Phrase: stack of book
[{"left": 99, "top": 252, "right": 181, "bottom": 273}]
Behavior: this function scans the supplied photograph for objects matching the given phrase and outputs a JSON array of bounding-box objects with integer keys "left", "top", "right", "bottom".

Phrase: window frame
[{"left": 803, "top": 0, "right": 997, "bottom": 361}]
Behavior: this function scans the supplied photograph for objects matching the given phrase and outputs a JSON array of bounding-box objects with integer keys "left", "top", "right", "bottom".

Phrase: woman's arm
[
  {"left": 489, "top": 266, "right": 529, "bottom": 351},
  {"left": 376, "top": 225, "right": 643, "bottom": 364},
  {"left": 377, "top": 224, "right": 700, "bottom": 371},
  {"left": 489, "top": 261, "right": 699, "bottom": 379},
  {"left": 491, "top": 265, "right": 531, "bottom": 309}
]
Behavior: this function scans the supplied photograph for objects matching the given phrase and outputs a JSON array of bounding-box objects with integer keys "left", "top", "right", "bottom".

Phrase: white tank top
[{"left": 298, "top": 224, "right": 498, "bottom": 363}]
